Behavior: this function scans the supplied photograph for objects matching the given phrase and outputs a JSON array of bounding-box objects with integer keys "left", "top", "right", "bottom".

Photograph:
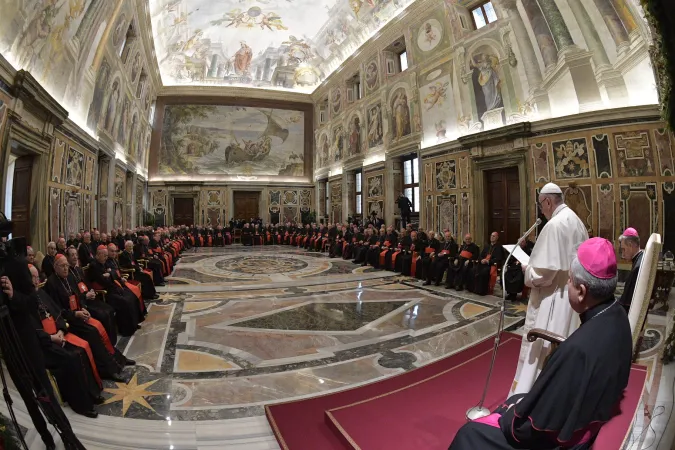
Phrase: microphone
[{"left": 465, "top": 217, "right": 541, "bottom": 421}]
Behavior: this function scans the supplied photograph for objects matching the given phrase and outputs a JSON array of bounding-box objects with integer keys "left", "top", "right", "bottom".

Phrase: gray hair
[
  {"left": 569, "top": 257, "right": 617, "bottom": 300},
  {"left": 125, "top": 240, "right": 134, "bottom": 248},
  {"left": 619, "top": 234, "right": 640, "bottom": 248},
  {"left": 542, "top": 193, "right": 564, "bottom": 206}
]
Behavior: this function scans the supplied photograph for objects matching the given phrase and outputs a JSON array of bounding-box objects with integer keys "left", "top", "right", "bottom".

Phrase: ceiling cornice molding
[
  {"left": 137, "top": 0, "right": 162, "bottom": 91},
  {"left": 157, "top": 85, "right": 313, "bottom": 104},
  {"left": 311, "top": 0, "right": 439, "bottom": 103}
]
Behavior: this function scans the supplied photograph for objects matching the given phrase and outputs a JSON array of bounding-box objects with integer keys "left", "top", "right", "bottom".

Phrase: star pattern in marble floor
[{"left": 103, "top": 373, "right": 166, "bottom": 416}]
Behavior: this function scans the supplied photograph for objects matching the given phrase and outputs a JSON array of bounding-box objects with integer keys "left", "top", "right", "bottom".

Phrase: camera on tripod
[{"left": 0, "top": 212, "right": 26, "bottom": 267}]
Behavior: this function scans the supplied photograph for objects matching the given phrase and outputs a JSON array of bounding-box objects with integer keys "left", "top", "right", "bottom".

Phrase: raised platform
[
  {"left": 266, "top": 332, "right": 647, "bottom": 450},
  {"left": 265, "top": 334, "right": 520, "bottom": 449}
]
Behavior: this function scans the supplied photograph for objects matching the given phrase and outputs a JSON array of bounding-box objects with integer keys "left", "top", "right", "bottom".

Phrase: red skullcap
[
  {"left": 577, "top": 238, "right": 617, "bottom": 279},
  {"left": 55, "top": 254, "right": 66, "bottom": 260},
  {"left": 97, "top": 245, "right": 107, "bottom": 251}
]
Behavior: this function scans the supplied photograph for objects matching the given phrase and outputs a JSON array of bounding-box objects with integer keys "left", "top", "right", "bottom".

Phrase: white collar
[{"left": 551, "top": 203, "right": 567, "bottom": 218}]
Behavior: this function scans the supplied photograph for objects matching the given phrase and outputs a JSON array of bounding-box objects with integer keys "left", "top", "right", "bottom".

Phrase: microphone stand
[{"left": 465, "top": 219, "right": 541, "bottom": 420}]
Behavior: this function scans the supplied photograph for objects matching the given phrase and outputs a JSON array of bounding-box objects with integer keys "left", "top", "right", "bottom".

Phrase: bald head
[{"left": 96, "top": 246, "right": 108, "bottom": 263}]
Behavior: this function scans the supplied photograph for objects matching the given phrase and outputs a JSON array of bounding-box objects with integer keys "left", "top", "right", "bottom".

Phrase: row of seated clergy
[
  {"left": 422, "top": 232, "right": 506, "bottom": 296},
  {"left": 28, "top": 262, "right": 130, "bottom": 419},
  {"left": 188, "top": 225, "right": 234, "bottom": 247}
]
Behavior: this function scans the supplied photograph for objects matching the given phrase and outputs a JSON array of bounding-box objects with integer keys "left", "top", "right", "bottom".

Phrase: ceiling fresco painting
[{"left": 149, "top": 0, "right": 416, "bottom": 92}]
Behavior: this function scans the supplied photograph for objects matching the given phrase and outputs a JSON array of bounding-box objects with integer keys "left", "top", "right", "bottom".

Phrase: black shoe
[
  {"left": 444, "top": 284, "right": 451, "bottom": 289},
  {"left": 153, "top": 294, "right": 160, "bottom": 300},
  {"left": 423, "top": 281, "right": 431, "bottom": 286},
  {"left": 156, "top": 282, "right": 166, "bottom": 287},
  {"left": 137, "top": 324, "right": 142, "bottom": 329},
  {"left": 80, "top": 409, "right": 98, "bottom": 418},
  {"left": 456, "top": 287, "right": 463, "bottom": 291},
  {"left": 94, "top": 396, "right": 105, "bottom": 405},
  {"left": 109, "top": 373, "right": 127, "bottom": 383},
  {"left": 125, "top": 358, "right": 136, "bottom": 366},
  {"left": 434, "top": 282, "right": 440, "bottom": 286}
]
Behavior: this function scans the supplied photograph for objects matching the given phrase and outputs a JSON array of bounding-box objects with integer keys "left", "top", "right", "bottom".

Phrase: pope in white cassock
[{"left": 510, "top": 182, "right": 588, "bottom": 395}]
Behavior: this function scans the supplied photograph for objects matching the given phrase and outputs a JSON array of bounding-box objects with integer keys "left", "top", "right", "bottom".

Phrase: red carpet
[
  {"left": 593, "top": 364, "right": 647, "bottom": 449},
  {"left": 265, "top": 333, "right": 520, "bottom": 450},
  {"left": 326, "top": 338, "right": 521, "bottom": 450}
]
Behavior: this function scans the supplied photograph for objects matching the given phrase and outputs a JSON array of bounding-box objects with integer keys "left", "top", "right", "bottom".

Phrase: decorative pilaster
[
  {"left": 566, "top": 0, "right": 611, "bottom": 68},
  {"left": 384, "top": 158, "right": 396, "bottom": 227},
  {"left": 496, "top": 1, "right": 544, "bottom": 89},
  {"left": 318, "top": 181, "right": 326, "bottom": 219},
  {"left": 520, "top": 0, "right": 558, "bottom": 68},
  {"left": 566, "top": 0, "right": 629, "bottom": 106},
  {"left": 346, "top": 171, "right": 356, "bottom": 219},
  {"left": 609, "top": 0, "right": 637, "bottom": 34},
  {"left": 537, "top": 0, "right": 575, "bottom": 51},
  {"left": 592, "top": 0, "right": 630, "bottom": 51},
  {"left": 106, "top": 160, "right": 116, "bottom": 232}
]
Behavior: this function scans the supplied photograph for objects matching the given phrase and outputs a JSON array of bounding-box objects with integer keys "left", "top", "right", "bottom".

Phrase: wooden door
[
  {"left": 233, "top": 191, "right": 259, "bottom": 220},
  {"left": 173, "top": 197, "right": 194, "bottom": 226},
  {"left": 11, "top": 156, "right": 33, "bottom": 240},
  {"left": 486, "top": 167, "right": 521, "bottom": 245}
]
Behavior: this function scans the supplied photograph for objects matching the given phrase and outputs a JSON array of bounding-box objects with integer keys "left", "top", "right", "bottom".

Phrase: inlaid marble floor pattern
[{"left": 2, "top": 246, "right": 672, "bottom": 449}]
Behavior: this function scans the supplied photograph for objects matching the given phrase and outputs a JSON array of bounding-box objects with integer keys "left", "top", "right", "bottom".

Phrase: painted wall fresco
[
  {"left": 158, "top": 104, "right": 305, "bottom": 177},
  {"left": 0, "top": 0, "right": 156, "bottom": 172},
  {"left": 312, "top": 0, "right": 654, "bottom": 173},
  {"left": 148, "top": 0, "right": 415, "bottom": 91},
  {"left": 419, "top": 63, "right": 457, "bottom": 145},
  {"left": 365, "top": 169, "right": 385, "bottom": 218}
]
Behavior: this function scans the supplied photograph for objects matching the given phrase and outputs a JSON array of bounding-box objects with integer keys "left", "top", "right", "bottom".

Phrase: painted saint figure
[
  {"left": 368, "top": 105, "right": 383, "bottom": 148},
  {"left": 234, "top": 42, "right": 253, "bottom": 75},
  {"left": 470, "top": 53, "right": 503, "bottom": 120},
  {"left": 87, "top": 61, "right": 110, "bottom": 130},
  {"left": 104, "top": 81, "right": 120, "bottom": 132},
  {"left": 349, "top": 116, "right": 361, "bottom": 155},
  {"left": 392, "top": 90, "right": 411, "bottom": 140}
]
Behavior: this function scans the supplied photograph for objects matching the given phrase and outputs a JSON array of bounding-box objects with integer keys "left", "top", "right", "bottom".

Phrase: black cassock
[
  {"left": 69, "top": 266, "right": 118, "bottom": 344},
  {"left": 242, "top": 227, "right": 253, "bottom": 246},
  {"left": 400, "top": 238, "right": 427, "bottom": 276},
  {"left": 470, "top": 244, "right": 505, "bottom": 296},
  {"left": 35, "top": 290, "right": 101, "bottom": 416},
  {"left": 354, "top": 236, "right": 377, "bottom": 264},
  {"left": 418, "top": 239, "right": 441, "bottom": 280},
  {"left": 394, "top": 236, "right": 412, "bottom": 272},
  {"left": 619, "top": 250, "right": 643, "bottom": 313},
  {"left": 449, "top": 299, "right": 632, "bottom": 450},
  {"left": 366, "top": 236, "right": 386, "bottom": 267},
  {"left": 504, "top": 241, "right": 534, "bottom": 296},
  {"left": 427, "top": 240, "right": 458, "bottom": 285},
  {"left": 448, "top": 243, "right": 479, "bottom": 290},
  {"left": 119, "top": 250, "right": 157, "bottom": 299},
  {"left": 87, "top": 260, "right": 141, "bottom": 336},
  {"left": 44, "top": 274, "right": 125, "bottom": 378},
  {"left": 381, "top": 233, "right": 399, "bottom": 270}
]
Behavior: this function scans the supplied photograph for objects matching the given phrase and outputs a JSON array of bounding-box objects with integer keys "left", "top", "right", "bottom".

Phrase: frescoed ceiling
[{"left": 148, "top": 0, "right": 416, "bottom": 92}]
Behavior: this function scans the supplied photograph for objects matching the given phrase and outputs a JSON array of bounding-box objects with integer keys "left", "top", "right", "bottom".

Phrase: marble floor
[{"left": 1, "top": 246, "right": 673, "bottom": 449}]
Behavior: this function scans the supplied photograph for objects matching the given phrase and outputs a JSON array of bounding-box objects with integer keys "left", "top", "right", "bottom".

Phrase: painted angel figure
[
  {"left": 423, "top": 81, "right": 449, "bottom": 110},
  {"left": 424, "top": 22, "right": 437, "bottom": 44},
  {"left": 260, "top": 13, "right": 287, "bottom": 31}
]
